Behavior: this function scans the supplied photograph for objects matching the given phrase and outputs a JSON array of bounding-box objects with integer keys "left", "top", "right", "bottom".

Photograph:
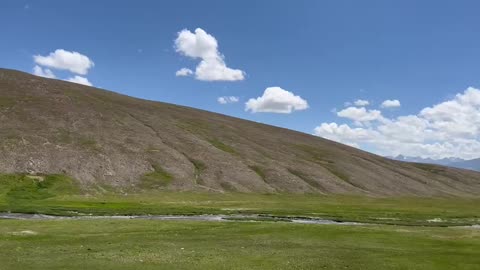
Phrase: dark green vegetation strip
[
  {"left": 0, "top": 96, "right": 15, "bottom": 108},
  {"left": 139, "top": 165, "right": 173, "bottom": 189},
  {"left": 249, "top": 165, "right": 266, "bottom": 181},
  {"left": 293, "top": 144, "right": 352, "bottom": 182},
  {"left": 412, "top": 163, "right": 447, "bottom": 173},
  {"left": 186, "top": 158, "right": 207, "bottom": 185},
  {"left": 287, "top": 168, "right": 324, "bottom": 189},
  {"left": 208, "top": 138, "right": 236, "bottom": 154},
  {"left": 78, "top": 137, "right": 100, "bottom": 152},
  {"left": 1, "top": 219, "right": 479, "bottom": 270}
]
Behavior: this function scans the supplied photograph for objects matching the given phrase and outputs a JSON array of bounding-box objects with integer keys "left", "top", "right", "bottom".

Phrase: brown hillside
[{"left": 1, "top": 68, "right": 479, "bottom": 196}]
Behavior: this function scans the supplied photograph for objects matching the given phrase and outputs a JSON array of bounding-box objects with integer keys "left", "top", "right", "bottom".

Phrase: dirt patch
[{"left": 10, "top": 230, "right": 38, "bottom": 236}]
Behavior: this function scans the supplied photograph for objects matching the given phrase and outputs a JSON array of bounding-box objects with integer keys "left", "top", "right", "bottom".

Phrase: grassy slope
[
  {"left": 1, "top": 219, "right": 479, "bottom": 270},
  {"left": 2, "top": 68, "right": 480, "bottom": 196}
]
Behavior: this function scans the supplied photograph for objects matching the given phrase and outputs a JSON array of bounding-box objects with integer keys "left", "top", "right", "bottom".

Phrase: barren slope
[{"left": 1, "top": 69, "right": 479, "bottom": 196}]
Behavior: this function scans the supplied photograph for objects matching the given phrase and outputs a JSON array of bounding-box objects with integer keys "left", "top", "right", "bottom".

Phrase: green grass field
[
  {"left": 1, "top": 173, "right": 480, "bottom": 269},
  {"left": 1, "top": 174, "right": 480, "bottom": 226},
  {"left": 1, "top": 219, "right": 479, "bottom": 270}
]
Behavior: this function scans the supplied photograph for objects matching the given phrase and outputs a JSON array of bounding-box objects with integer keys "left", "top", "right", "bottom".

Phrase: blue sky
[{"left": 2, "top": 0, "right": 480, "bottom": 159}]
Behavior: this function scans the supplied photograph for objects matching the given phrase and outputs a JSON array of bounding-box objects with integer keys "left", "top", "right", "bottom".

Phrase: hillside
[{"left": 1, "top": 68, "right": 479, "bottom": 196}]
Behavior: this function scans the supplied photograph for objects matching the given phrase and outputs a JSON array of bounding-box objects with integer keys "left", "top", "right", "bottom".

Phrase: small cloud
[
  {"left": 175, "top": 68, "right": 193, "bottom": 77},
  {"left": 33, "top": 49, "right": 94, "bottom": 75},
  {"left": 174, "top": 28, "right": 245, "bottom": 81},
  {"left": 337, "top": 107, "right": 383, "bottom": 123},
  {"left": 245, "top": 87, "right": 308, "bottom": 114},
  {"left": 381, "top": 99, "right": 401, "bottom": 108},
  {"left": 32, "top": 65, "right": 56, "bottom": 79},
  {"left": 66, "top": 75, "right": 92, "bottom": 86},
  {"left": 217, "top": 96, "right": 239, "bottom": 104},
  {"left": 354, "top": 99, "right": 370, "bottom": 106},
  {"left": 345, "top": 99, "right": 370, "bottom": 107}
]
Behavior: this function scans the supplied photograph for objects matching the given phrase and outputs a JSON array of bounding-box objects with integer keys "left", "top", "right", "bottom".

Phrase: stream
[
  {"left": 0, "top": 212, "right": 363, "bottom": 225},
  {"left": 3, "top": 213, "right": 479, "bottom": 228}
]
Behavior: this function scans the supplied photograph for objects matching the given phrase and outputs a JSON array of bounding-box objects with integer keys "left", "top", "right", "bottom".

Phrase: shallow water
[{"left": 0, "top": 212, "right": 363, "bottom": 225}]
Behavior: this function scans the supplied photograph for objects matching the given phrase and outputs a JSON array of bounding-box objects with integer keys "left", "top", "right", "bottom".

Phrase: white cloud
[
  {"left": 33, "top": 49, "right": 94, "bottom": 75},
  {"left": 314, "top": 87, "right": 480, "bottom": 159},
  {"left": 218, "top": 96, "right": 239, "bottom": 104},
  {"left": 66, "top": 76, "right": 92, "bottom": 86},
  {"left": 337, "top": 107, "right": 383, "bottom": 123},
  {"left": 33, "top": 65, "right": 56, "bottom": 79},
  {"left": 176, "top": 68, "right": 193, "bottom": 77},
  {"left": 345, "top": 99, "right": 369, "bottom": 107},
  {"left": 381, "top": 99, "right": 401, "bottom": 108},
  {"left": 354, "top": 99, "right": 370, "bottom": 106},
  {"left": 419, "top": 87, "right": 480, "bottom": 138},
  {"left": 174, "top": 28, "right": 245, "bottom": 81},
  {"left": 195, "top": 58, "right": 244, "bottom": 81},
  {"left": 245, "top": 87, "right": 309, "bottom": 114},
  {"left": 314, "top": 123, "right": 377, "bottom": 148},
  {"left": 175, "top": 28, "right": 218, "bottom": 59}
]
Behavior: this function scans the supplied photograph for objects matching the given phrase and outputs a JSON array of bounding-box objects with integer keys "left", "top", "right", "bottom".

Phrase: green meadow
[
  {"left": 1, "top": 219, "right": 479, "bottom": 270},
  {"left": 1, "top": 173, "right": 480, "bottom": 269}
]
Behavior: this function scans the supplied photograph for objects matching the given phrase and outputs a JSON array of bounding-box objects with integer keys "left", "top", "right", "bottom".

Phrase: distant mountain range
[{"left": 389, "top": 155, "right": 480, "bottom": 172}]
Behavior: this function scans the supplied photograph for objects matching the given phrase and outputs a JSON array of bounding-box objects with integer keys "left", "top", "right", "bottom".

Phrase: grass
[
  {"left": 139, "top": 165, "right": 173, "bottom": 189},
  {"left": 249, "top": 165, "right": 266, "bottom": 182},
  {"left": 176, "top": 119, "right": 211, "bottom": 135},
  {"left": 287, "top": 168, "right": 324, "bottom": 189},
  {"left": 145, "top": 144, "right": 161, "bottom": 153},
  {"left": 208, "top": 138, "right": 236, "bottom": 154},
  {"left": 1, "top": 174, "right": 78, "bottom": 202},
  {"left": 190, "top": 158, "right": 207, "bottom": 172},
  {"left": 412, "top": 163, "right": 447, "bottom": 173},
  {"left": 78, "top": 137, "right": 100, "bottom": 151},
  {"left": 322, "top": 163, "right": 351, "bottom": 182},
  {"left": 0, "top": 96, "right": 15, "bottom": 108},
  {"left": 293, "top": 144, "right": 352, "bottom": 182},
  {"left": 294, "top": 144, "right": 334, "bottom": 163},
  {"left": 219, "top": 181, "right": 237, "bottom": 191},
  {"left": 187, "top": 158, "right": 207, "bottom": 185},
  {"left": 1, "top": 173, "right": 480, "bottom": 226},
  {"left": 55, "top": 128, "right": 73, "bottom": 144},
  {"left": 1, "top": 173, "right": 480, "bottom": 269},
  {"left": 0, "top": 219, "right": 479, "bottom": 270}
]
